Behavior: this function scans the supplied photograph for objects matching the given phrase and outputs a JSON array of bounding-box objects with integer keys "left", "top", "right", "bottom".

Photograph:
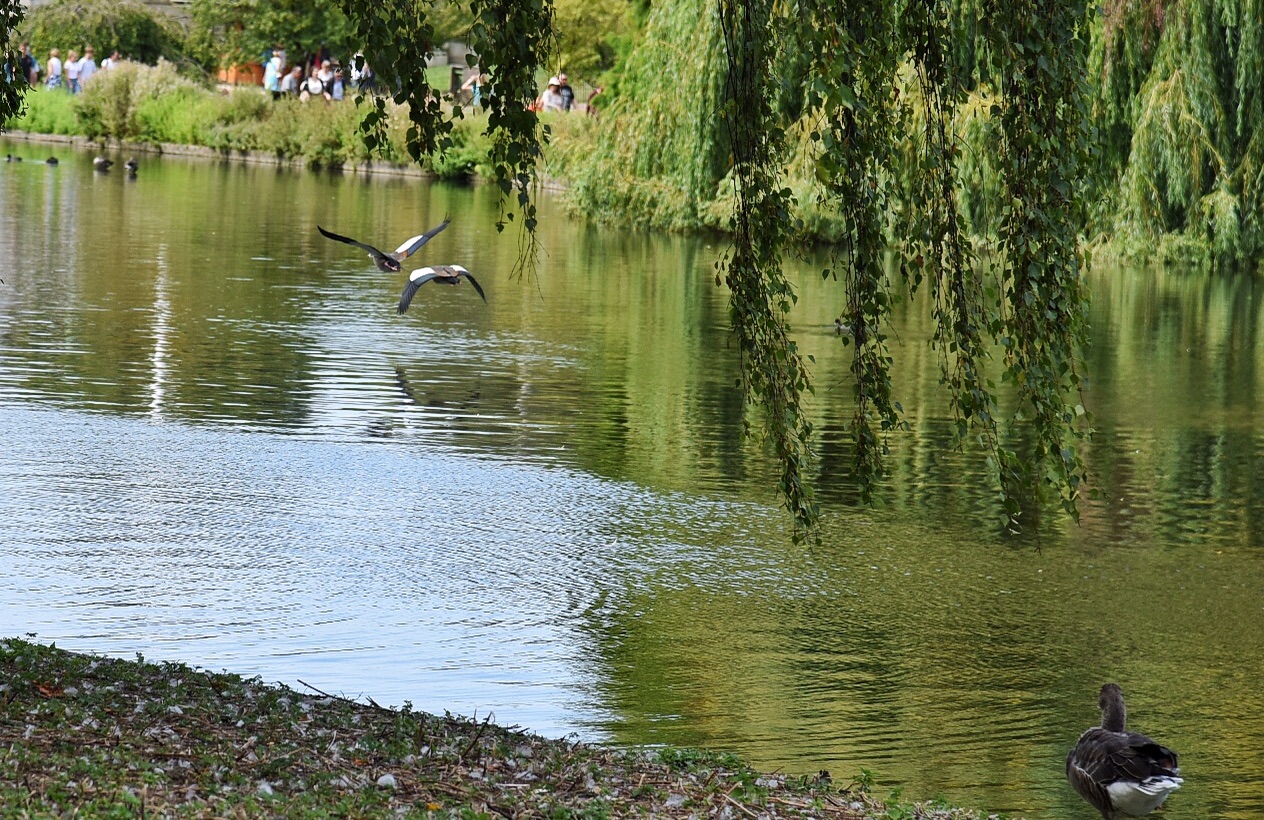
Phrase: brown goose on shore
[
  {"left": 1067, "top": 684, "right": 1182, "bottom": 819},
  {"left": 318, "top": 218, "right": 450, "bottom": 273}
]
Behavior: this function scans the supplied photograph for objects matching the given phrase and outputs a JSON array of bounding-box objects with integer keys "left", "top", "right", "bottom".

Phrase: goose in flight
[
  {"left": 1066, "top": 683, "right": 1182, "bottom": 819},
  {"left": 398, "top": 266, "right": 485, "bottom": 314},
  {"left": 318, "top": 218, "right": 451, "bottom": 273}
]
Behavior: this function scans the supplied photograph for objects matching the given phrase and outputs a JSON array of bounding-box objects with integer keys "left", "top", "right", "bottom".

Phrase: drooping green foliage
[
  {"left": 1, "top": 0, "right": 27, "bottom": 124},
  {"left": 1090, "top": 0, "right": 1264, "bottom": 266},
  {"left": 987, "top": 0, "right": 1095, "bottom": 522},
  {"left": 21, "top": 0, "right": 187, "bottom": 66},
  {"left": 332, "top": 0, "right": 1096, "bottom": 535},
  {"left": 566, "top": 0, "right": 729, "bottom": 229},
  {"left": 714, "top": 0, "right": 816, "bottom": 538},
  {"left": 550, "top": 0, "right": 632, "bottom": 80},
  {"left": 337, "top": 0, "right": 549, "bottom": 272}
]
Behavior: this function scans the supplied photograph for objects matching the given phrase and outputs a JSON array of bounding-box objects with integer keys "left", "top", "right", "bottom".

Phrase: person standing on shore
[
  {"left": 280, "top": 65, "right": 302, "bottom": 96},
  {"left": 79, "top": 47, "right": 97, "bottom": 86},
  {"left": 65, "top": 50, "right": 81, "bottom": 93},
  {"left": 18, "top": 43, "right": 36, "bottom": 85},
  {"left": 263, "top": 49, "right": 283, "bottom": 100},
  {"left": 557, "top": 73, "right": 574, "bottom": 112},
  {"left": 45, "top": 49, "right": 63, "bottom": 90}
]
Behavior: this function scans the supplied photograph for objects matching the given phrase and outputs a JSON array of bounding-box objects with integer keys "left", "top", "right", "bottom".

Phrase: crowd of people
[
  {"left": 261, "top": 46, "right": 376, "bottom": 103},
  {"left": 11, "top": 41, "right": 122, "bottom": 93}
]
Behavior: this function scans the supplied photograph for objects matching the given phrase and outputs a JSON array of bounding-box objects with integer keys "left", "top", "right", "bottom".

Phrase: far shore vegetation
[
  {"left": 0, "top": 638, "right": 1000, "bottom": 819},
  {"left": 6, "top": 0, "right": 1260, "bottom": 272}
]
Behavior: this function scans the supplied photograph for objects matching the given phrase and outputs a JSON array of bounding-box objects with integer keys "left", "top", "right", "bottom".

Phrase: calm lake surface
[{"left": 1, "top": 140, "right": 1262, "bottom": 818}]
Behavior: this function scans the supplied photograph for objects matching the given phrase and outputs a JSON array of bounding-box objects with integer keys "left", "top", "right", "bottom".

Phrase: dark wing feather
[
  {"left": 1067, "top": 739, "right": 1115, "bottom": 818},
  {"left": 1068, "top": 728, "right": 1181, "bottom": 818},
  {"left": 318, "top": 226, "right": 389, "bottom": 261},
  {"left": 398, "top": 272, "right": 440, "bottom": 314},
  {"left": 458, "top": 270, "right": 487, "bottom": 302},
  {"left": 391, "top": 217, "right": 452, "bottom": 261}
]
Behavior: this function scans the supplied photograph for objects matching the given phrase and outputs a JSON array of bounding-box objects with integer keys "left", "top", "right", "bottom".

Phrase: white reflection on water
[{"left": 0, "top": 403, "right": 785, "bottom": 739}]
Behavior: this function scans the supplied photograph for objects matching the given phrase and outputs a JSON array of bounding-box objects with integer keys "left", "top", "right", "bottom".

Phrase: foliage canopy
[
  {"left": 20, "top": 0, "right": 186, "bottom": 66},
  {"left": 318, "top": 0, "right": 1098, "bottom": 537}
]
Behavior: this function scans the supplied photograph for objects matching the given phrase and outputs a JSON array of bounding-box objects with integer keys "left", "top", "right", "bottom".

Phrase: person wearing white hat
[{"left": 540, "top": 76, "right": 564, "bottom": 111}]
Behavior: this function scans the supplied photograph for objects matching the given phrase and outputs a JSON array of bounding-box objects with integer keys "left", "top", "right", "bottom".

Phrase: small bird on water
[
  {"left": 318, "top": 218, "right": 451, "bottom": 273},
  {"left": 93, "top": 156, "right": 113, "bottom": 171},
  {"left": 1066, "top": 683, "right": 1182, "bottom": 819},
  {"left": 124, "top": 157, "right": 139, "bottom": 174}
]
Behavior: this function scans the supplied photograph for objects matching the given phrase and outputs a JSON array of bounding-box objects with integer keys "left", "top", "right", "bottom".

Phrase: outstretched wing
[
  {"left": 318, "top": 225, "right": 388, "bottom": 260},
  {"left": 455, "top": 269, "right": 487, "bottom": 302},
  {"left": 398, "top": 269, "right": 441, "bottom": 314},
  {"left": 391, "top": 217, "right": 451, "bottom": 261}
]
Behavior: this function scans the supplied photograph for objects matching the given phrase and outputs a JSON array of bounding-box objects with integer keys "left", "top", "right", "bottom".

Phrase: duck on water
[{"left": 1066, "top": 683, "right": 1182, "bottom": 819}]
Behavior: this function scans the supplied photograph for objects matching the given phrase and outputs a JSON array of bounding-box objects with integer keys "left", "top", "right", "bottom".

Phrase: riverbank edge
[
  {"left": 3, "top": 128, "right": 437, "bottom": 180},
  {"left": 3, "top": 128, "right": 572, "bottom": 192},
  {"left": 0, "top": 638, "right": 1005, "bottom": 818}
]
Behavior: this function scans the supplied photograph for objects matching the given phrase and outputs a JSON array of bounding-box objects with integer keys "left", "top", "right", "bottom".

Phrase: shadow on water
[{"left": 1, "top": 140, "right": 1262, "bottom": 817}]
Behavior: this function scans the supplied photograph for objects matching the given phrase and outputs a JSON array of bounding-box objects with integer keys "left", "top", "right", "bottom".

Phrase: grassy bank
[
  {"left": 5, "top": 63, "right": 498, "bottom": 180},
  {"left": 0, "top": 638, "right": 1001, "bottom": 818}
]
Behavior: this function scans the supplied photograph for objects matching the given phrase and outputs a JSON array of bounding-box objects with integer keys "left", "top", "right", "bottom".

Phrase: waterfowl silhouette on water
[
  {"left": 5, "top": 154, "right": 21, "bottom": 162},
  {"left": 1066, "top": 683, "right": 1182, "bottom": 819},
  {"left": 45, "top": 157, "right": 59, "bottom": 166},
  {"left": 318, "top": 218, "right": 451, "bottom": 273},
  {"left": 93, "top": 156, "right": 113, "bottom": 172},
  {"left": 124, "top": 157, "right": 139, "bottom": 175},
  {"left": 398, "top": 266, "right": 485, "bottom": 314}
]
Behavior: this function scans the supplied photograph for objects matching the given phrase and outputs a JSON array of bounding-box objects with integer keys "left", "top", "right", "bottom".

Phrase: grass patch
[{"left": 0, "top": 638, "right": 999, "bottom": 818}]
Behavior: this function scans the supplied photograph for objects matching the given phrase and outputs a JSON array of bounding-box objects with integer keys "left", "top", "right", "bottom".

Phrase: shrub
[
  {"left": 75, "top": 59, "right": 204, "bottom": 140},
  {"left": 22, "top": 0, "right": 186, "bottom": 65},
  {"left": 5, "top": 88, "right": 79, "bottom": 135}
]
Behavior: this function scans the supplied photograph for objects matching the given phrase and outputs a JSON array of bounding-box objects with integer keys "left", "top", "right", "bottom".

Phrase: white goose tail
[{"left": 1107, "top": 775, "right": 1183, "bottom": 816}]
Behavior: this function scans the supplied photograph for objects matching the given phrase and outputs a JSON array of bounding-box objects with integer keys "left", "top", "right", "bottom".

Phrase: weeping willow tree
[
  {"left": 327, "top": 0, "right": 1094, "bottom": 537},
  {"left": 574, "top": 0, "right": 1094, "bottom": 536},
  {"left": 0, "top": 0, "right": 1096, "bottom": 536},
  {"left": 1090, "top": 0, "right": 1263, "bottom": 265}
]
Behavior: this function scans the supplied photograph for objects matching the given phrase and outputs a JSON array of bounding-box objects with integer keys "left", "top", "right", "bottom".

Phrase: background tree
[
  {"left": 550, "top": 0, "right": 632, "bottom": 79},
  {"left": 1089, "top": 0, "right": 1263, "bottom": 267},
  {"left": 20, "top": 0, "right": 187, "bottom": 66},
  {"left": 187, "top": 0, "right": 357, "bottom": 72}
]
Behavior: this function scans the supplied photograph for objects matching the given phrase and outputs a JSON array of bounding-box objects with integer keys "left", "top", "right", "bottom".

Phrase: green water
[{"left": 1, "top": 140, "right": 1261, "bottom": 817}]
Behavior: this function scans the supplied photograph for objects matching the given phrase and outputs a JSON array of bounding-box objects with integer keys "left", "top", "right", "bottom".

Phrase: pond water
[{"left": 1, "top": 140, "right": 1262, "bottom": 818}]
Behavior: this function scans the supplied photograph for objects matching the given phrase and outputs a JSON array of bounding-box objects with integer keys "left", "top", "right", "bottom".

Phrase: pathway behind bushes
[{"left": 0, "top": 638, "right": 1005, "bottom": 818}]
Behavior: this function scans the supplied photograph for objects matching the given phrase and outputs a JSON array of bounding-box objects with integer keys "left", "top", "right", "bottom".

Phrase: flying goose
[
  {"left": 1067, "top": 683, "right": 1182, "bottom": 819},
  {"left": 398, "top": 266, "right": 485, "bottom": 314},
  {"left": 318, "top": 218, "right": 451, "bottom": 273}
]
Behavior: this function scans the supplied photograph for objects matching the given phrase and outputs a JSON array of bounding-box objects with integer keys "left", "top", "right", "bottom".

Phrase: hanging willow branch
[
  {"left": 0, "top": 0, "right": 28, "bottom": 124},
  {"left": 989, "top": 0, "right": 1094, "bottom": 524},
  {"left": 336, "top": 0, "right": 549, "bottom": 277},
  {"left": 716, "top": 0, "right": 818, "bottom": 539}
]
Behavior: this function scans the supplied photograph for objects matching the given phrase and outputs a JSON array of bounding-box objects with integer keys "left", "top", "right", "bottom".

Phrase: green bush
[
  {"left": 75, "top": 59, "right": 204, "bottom": 140},
  {"left": 5, "top": 88, "right": 79, "bottom": 134},
  {"left": 12, "top": 59, "right": 507, "bottom": 176},
  {"left": 22, "top": 0, "right": 186, "bottom": 65}
]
